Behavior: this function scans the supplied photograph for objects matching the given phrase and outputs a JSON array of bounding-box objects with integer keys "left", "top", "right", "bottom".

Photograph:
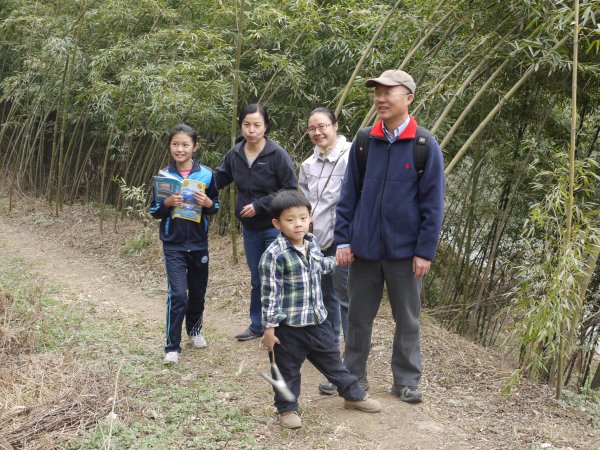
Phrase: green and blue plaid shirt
[{"left": 260, "top": 233, "right": 336, "bottom": 328}]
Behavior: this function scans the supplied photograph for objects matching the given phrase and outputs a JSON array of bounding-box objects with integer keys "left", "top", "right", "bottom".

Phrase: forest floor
[{"left": 0, "top": 191, "right": 599, "bottom": 449}]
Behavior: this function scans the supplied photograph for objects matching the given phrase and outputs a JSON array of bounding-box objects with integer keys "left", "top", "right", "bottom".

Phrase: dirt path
[{"left": 0, "top": 205, "right": 595, "bottom": 449}]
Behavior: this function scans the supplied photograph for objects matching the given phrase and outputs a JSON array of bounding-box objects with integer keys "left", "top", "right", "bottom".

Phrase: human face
[
  {"left": 307, "top": 112, "right": 338, "bottom": 150},
  {"left": 273, "top": 206, "right": 312, "bottom": 247},
  {"left": 241, "top": 111, "right": 267, "bottom": 145},
  {"left": 169, "top": 132, "right": 196, "bottom": 168},
  {"left": 371, "top": 85, "right": 413, "bottom": 127}
]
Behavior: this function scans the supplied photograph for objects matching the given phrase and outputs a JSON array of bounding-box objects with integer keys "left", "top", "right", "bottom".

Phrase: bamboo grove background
[{"left": 0, "top": 0, "right": 599, "bottom": 396}]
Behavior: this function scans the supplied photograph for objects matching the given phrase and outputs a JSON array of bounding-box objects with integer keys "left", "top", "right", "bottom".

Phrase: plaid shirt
[{"left": 260, "top": 233, "right": 336, "bottom": 328}]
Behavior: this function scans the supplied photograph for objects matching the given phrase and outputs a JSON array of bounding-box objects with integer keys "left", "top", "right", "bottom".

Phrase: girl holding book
[{"left": 150, "top": 123, "right": 220, "bottom": 364}]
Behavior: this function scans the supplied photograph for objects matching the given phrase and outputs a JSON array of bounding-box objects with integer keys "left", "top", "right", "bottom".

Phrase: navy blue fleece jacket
[{"left": 334, "top": 117, "right": 445, "bottom": 261}]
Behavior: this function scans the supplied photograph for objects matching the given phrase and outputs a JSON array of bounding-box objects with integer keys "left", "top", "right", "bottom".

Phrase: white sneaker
[
  {"left": 190, "top": 333, "right": 207, "bottom": 349},
  {"left": 164, "top": 351, "right": 180, "bottom": 364}
]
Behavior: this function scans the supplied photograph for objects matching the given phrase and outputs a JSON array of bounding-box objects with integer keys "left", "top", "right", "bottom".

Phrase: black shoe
[
  {"left": 318, "top": 381, "right": 337, "bottom": 395},
  {"left": 390, "top": 384, "right": 423, "bottom": 403},
  {"left": 235, "top": 327, "right": 263, "bottom": 341}
]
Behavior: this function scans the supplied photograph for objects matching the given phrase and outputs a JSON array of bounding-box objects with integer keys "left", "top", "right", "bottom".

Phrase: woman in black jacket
[{"left": 214, "top": 104, "right": 297, "bottom": 341}]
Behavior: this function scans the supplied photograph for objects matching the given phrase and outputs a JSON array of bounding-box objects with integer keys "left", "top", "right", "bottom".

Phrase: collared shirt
[
  {"left": 260, "top": 233, "right": 336, "bottom": 328},
  {"left": 382, "top": 116, "right": 410, "bottom": 143},
  {"left": 298, "top": 136, "right": 351, "bottom": 249}
]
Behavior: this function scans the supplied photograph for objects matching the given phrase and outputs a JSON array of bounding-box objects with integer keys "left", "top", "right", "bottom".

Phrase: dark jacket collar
[{"left": 232, "top": 137, "right": 279, "bottom": 158}]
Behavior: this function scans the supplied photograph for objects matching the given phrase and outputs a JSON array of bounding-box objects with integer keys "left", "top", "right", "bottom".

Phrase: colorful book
[
  {"left": 173, "top": 178, "right": 206, "bottom": 223},
  {"left": 152, "top": 175, "right": 206, "bottom": 223}
]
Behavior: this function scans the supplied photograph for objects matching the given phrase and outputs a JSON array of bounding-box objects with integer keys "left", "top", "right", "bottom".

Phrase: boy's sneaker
[
  {"left": 318, "top": 381, "right": 337, "bottom": 395},
  {"left": 279, "top": 411, "right": 301, "bottom": 429},
  {"left": 344, "top": 394, "right": 382, "bottom": 413},
  {"left": 190, "top": 334, "right": 207, "bottom": 348},
  {"left": 390, "top": 384, "right": 423, "bottom": 403},
  {"left": 163, "top": 351, "right": 179, "bottom": 365},
  {"left": 234, "top": 327, "right": 263, "bottom": 341}
]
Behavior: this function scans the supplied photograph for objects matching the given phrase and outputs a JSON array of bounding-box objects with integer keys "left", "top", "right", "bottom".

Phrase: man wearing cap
[{"left": 334, "top": 70, "right": 445, "bottom": 403}]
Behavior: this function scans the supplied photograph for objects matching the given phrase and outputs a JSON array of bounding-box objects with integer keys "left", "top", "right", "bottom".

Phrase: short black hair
[
  {"left": 239, "top": 103, "right": 270, "bottom": 134},
  {"left": 270, "top": 190, "right": 311, "bottom": 219}
]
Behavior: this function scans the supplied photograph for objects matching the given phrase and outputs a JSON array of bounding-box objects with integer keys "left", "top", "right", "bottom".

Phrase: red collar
[{"left": 370, "top": 115, "right": 417, "bottom": 140}]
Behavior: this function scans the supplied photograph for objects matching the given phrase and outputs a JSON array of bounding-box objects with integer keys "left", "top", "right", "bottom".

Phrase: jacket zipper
[{"left": 379, "top": 142, "right": 392, "bottom": 258}]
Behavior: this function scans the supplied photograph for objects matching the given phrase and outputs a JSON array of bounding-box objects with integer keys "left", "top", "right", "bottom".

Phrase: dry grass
[
  {"left": 0, "top": 274, "right": 114, "bottom": 450},
  {"left": 0, "top": 289, "right": 40, "bottom": 355},
  {"left": 0, "top": 357, "right": 113, "bottom": 450}
]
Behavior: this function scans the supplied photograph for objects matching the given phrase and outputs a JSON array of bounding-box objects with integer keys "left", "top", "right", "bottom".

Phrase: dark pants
[
  {"left": 321, "top": 245, "right": 350, "bottom": 347},
  {"left": 271, "top": 321, "right": 365, "bottom": 414},
  {"left": 164, "top": 248, "right": 209, "bottom": 353},
  {"left": 344, "top": 258, "right": 422, "bottom": 388}
]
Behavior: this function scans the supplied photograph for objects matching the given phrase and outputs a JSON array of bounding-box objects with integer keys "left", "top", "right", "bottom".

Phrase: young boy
[{"left": 259, "top": 190, "right": 381, "bottom": 429}]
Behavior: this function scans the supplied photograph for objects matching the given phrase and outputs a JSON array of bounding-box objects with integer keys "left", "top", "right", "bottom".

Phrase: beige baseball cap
[{"left": 365, "top": 70, "right": 416, "bottom": 94}]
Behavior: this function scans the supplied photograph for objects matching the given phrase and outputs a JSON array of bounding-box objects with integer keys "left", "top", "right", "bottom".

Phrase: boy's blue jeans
[
  {"left": 271, "top": 321, "right": 365, "bottom": 414},
  {"left": 242, "top": 226, "right": 280, "bottom": 334}
]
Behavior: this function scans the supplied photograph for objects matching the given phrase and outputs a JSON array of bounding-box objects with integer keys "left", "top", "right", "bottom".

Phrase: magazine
[{"left": 152, "top": 174, "right": 206, "bottom": 223}]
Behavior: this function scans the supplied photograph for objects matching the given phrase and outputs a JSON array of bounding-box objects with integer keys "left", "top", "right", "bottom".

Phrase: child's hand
[
  {"left": 193, "top": 191, "right": 213, "bottom": 208},
  {"left": 164, "top": 194, "right": 183, "bottom": 208},
  {"left": 261, "top": 328, "right": 279, "bottom": 351}
]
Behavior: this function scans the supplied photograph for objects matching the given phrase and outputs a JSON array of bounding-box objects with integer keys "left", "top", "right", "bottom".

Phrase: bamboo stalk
[
  {"left": 334, "top": 0, "right": 403, "bottom": 118},
  {"left": 56, "top": 34, "right": 79, "bottom": 214},
  {"left": 412, "top": 36, "right": 478, "bottom": 116},
  {"left": 47, "top": 56, "right": 70, "bottom": 206},
  {"left": 444, "top": 34, "right": 571, "bottom": 175},
  {"left": 440, "top": 59, "right": 510, "bottom": 148},
  {"left": 257, "top": 32, "right": 304, "bottom": 105},
  {"left": 433, "top": 41, "right": 510, "bottom": 136},
  {"left": 358, "top": 0, "right": 462, "bottom": 129},
  {"left": 68, "top": 116, "right": 87, "bottom": 202},
  {"left": 228, "top": 0, "right": 245, "bottom": 264},
  {"left": 556, "top": 0, "right": 580, "bottom": 400}
]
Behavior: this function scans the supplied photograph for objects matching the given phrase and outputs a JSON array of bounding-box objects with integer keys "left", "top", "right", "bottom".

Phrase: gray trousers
[{"left": 344, "top": 258, "right": 422, "bottom": 388}]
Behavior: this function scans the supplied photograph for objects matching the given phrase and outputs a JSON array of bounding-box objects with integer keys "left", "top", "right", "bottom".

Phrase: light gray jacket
[{"left": 299, "top": 135, "right": 351, "bottom": 250}]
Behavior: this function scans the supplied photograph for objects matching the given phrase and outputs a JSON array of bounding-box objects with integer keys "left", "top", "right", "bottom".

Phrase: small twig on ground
[{"left": 104, "top": 360, "right": 124, "bottom": 450}]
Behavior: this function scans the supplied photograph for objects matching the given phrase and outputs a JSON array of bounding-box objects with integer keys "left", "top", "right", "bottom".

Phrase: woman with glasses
[{"left": 298, "top": 107, "right": 351, "bottom": 396}]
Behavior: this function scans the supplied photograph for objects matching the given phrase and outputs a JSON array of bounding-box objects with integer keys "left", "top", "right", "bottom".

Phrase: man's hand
[
  {"left": 413, "top": 256, "right": 431, "bottom": 278},
  {"left": 261, "top": 327, "right": 280, "bottom": 351},
  {"left": 336, "top": 247, "right": 354, "bottom": 266}
]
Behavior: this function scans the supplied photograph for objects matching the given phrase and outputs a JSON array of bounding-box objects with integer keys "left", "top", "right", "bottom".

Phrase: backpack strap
[
  {"left": 414, "top": 125, "right": 431, "bottom": 180},
  {"left": 355, "top": 124, "right": 431, "bottom": 188},
  {"left": 355, "top": 126, "right": 373, "bottom": 191}
]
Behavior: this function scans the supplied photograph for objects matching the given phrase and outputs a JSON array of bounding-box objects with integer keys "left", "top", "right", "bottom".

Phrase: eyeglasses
[
  {"left": 368, "top": 92, "right": 411, "bottom": 101},
  {"left": 307, "top": 123, "right": 333, "bottom": 134}
]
